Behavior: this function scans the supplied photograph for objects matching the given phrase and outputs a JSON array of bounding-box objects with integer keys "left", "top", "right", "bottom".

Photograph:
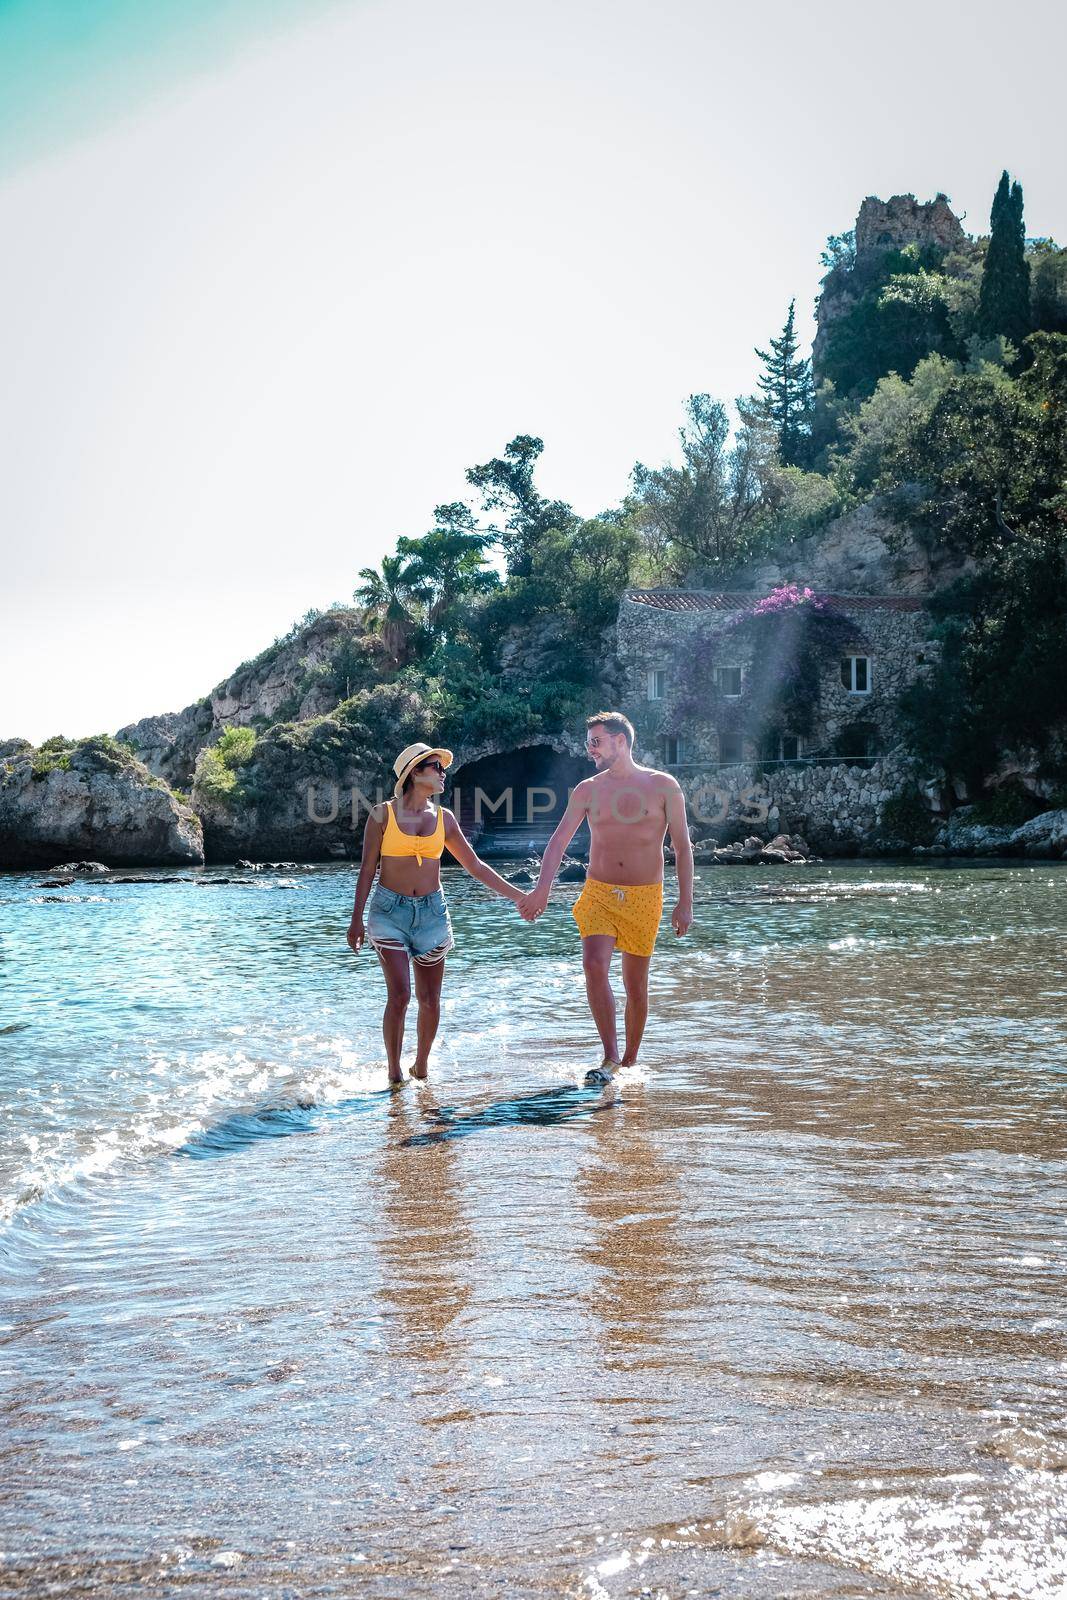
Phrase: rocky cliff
[
  {"left": 0, "top": 736, "right": 203, "bottom": 868},
  {"left": 725, "top": 499, "right": 973, "bottom": 597},
  {"left": 117, "top": 609, "right": 375, "bottom": 788}
]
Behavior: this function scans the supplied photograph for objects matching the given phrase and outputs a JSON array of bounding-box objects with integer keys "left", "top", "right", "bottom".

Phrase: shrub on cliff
[
  {"left": 30, "top": 736, "right": 74, "bottom": 779},
  {"left": 29, "top": 733, "right": 161, "bottom": 785},
  {"left": 194, "top": 726, "right": 257, "bottom": 807}
]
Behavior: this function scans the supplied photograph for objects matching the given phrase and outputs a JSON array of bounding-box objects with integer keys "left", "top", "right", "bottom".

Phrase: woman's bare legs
[
  {"left": 376, "top": 945, "right": 411, "bottom": 1084},
  {"left": 410, "top": 952, "right": 446, "bottom": 1078}
]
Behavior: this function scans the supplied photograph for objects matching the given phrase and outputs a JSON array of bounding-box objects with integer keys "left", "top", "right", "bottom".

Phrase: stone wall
[
  {"left": 617, "top": 592, "right": 932, "bottom": 769},
  {"left": 854, "top": 193, "right": 965, "bottom": 265},
  {"left": 672, "top": 755, "right": 912, "bottom": 856}
]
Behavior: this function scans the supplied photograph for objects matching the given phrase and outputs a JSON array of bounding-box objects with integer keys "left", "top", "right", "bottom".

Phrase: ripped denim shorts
[{"left": 366, "top": 885, "right": 454, "bottom": 964}]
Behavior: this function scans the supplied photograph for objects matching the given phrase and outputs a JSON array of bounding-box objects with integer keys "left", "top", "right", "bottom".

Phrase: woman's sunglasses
[{"left": 417, "top": 759, "right": 447, "bottom": 775}]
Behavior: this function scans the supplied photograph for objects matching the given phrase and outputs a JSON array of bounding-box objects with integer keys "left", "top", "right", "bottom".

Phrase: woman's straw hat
[{"left": 392, "top": 742, "right": 454, "bottom": 798}]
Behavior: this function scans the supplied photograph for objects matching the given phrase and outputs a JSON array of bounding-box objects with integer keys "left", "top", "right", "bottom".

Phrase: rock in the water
[
  {"left": 558, "top": 859, "right": 586, "bottom": 882},
  {"left": 49, "top": 860, "right": 112, "bottom": 875},
  {"left": 707, "top": 831, "right": 813, "bottom": 865}
]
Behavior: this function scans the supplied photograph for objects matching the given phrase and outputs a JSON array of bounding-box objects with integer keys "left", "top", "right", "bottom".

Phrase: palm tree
[{"left": 354, "top": 554, "right": 420, "bottom": 664}]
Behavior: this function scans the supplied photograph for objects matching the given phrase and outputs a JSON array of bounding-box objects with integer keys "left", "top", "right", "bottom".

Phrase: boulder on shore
[
  {"left": 918, "top": 805, "right": 1067, "bottom": 860},
  {"left": 0, "top": 737, "right": 203, "bottom": 869},
  {"left": 699, "top": 832, "right": 814, "bottom": 866}
]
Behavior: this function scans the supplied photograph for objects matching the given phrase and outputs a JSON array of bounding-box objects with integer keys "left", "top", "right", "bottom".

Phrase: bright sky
[{"left": 2, "top": 0, "right": 1064, "bottom": 744}]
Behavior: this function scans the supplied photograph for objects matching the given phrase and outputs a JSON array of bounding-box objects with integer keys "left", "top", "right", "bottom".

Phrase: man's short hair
[{"left": 586, "top": 711, "right": 634, "bottom": 749}]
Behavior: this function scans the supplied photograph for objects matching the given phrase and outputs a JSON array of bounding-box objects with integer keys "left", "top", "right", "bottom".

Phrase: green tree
[
  {"left": 396, "top": 503, "right": 498, "bottom": 633},
  {"left": 819, "top": 248, "right": 961, "bottom": 399},
  {"left": 820, "top": 230, "right": 856, "bottom": 274},
  {"left": 194, "top": 725, "right": 257, "bottom": 807},
  {"left": 464, "top": 435, "right": 575, "bottom": 578},
  {"left": 353, "top": 553, "right": 421, "bottom": 664},
  {"left": 977, "top": 171, "right": 1031, "bottom": 348},
  {"left": 880, "top": 334, "right": 1067, "bottom": 560},
  {"left": 887, "top": 334, "right": 1067, "bottom": 789},
  {"left": 631, "top": 394, "right": 772, "bottom": 579},
  {"left": 1030, "top": 238, "right": 1067, "bottom": 335},
  {"left": 753, "top": 300, "right": 814, "bottom": 465},
  {"left": 832, "top": 353, "right": 959, "bottom": 496}
]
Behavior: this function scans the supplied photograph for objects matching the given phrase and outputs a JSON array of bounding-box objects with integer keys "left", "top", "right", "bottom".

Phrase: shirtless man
[{"left": 519, "top": 711, "right": 694, "bottom": 1083}]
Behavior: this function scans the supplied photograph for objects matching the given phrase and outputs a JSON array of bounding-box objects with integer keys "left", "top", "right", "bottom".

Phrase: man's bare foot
[
  {"left": 584, "top": 1056, "right": 620, "bottom": 1086},
  {"left": 409, "top": 1062, "right": 429, "bottom": 1080},
  {"left": 618, "top": 1055, "right": 639, "bottom": 1068},
  {"left": 387, "top": 1071, "right": 404, "bottom": 1088}
]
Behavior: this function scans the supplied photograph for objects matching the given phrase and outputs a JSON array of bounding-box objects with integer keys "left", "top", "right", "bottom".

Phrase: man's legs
[
  {"left": 620, "top": 952, "right": 651, "bottom": 1066},
  {"left": 581, "top": 934, "right": 621, "bottom": 1065},
  {"left": 376, "top": 946, "right": 412, "bottom": 1084},
  {"left": 410, "top": 952, "right": 446, "bottom": 1079}
]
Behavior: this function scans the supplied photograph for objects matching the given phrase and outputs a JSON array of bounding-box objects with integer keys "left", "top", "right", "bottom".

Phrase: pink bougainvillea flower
[{"left": 752, "top": 583, "right": 822, "bottom": 615}]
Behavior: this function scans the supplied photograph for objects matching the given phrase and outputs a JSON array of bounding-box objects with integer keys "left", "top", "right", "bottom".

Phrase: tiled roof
[{"left": 624, "top": 589, "right": 925, "bottom": 613}]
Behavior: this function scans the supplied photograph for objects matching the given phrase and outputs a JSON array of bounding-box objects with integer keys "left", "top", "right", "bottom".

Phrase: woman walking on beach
[{"left": 347, "top": 742, "right": 525, "bottom": 1083}]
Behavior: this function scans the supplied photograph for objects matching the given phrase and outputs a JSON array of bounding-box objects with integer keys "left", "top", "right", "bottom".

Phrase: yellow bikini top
[{"left": 379, "top": 800, "right": 445, "bottom": 865}]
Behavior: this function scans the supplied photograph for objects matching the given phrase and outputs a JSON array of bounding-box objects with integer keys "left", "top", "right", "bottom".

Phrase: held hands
[
  {"left": 671, "top": 899, "right": 693, "bottom": 938},
  {"left": 518, "top": 885, "right": 550, "bottom": 923},
  {"left": 347, "top": 918, "right": 365, "bottom": 952}
]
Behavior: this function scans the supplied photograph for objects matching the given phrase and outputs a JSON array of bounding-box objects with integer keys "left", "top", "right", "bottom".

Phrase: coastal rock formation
[
  {"left": 118, "top": 609, "right": 375, "bottom": 788},
  {"left": 0, "top": 737, "right": 203, "bottom": 869},
  {"left": 919, "top": 805, "right": 1067, "bottom": 859},
  {"left": 113, "top": 706, "right": 214, "bottom": 791}
]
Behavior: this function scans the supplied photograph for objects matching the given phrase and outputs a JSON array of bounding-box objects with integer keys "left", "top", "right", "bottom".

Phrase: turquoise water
[{"left": 1, "top": 860, "right": 1065, "bottom": 1597}]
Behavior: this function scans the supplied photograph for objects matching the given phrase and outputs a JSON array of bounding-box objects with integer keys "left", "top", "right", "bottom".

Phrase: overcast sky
[{"left": 2, "top": 0, "right": 1065, "bottom": 744}]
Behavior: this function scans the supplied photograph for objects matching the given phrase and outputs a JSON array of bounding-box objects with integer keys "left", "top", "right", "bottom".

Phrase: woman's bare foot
[{"left": 409, "top": 1061, "right": 429, "bottom": 1080}]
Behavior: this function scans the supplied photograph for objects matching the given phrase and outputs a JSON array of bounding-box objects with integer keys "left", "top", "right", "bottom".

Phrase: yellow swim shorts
[{"left": 572, "top": 878, "right": 664, "bottom": 958}]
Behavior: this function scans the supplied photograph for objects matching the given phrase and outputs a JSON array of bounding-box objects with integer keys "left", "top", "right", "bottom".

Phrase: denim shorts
[{"left": 366, "top": 885, "right": 454, "bottom": 964}]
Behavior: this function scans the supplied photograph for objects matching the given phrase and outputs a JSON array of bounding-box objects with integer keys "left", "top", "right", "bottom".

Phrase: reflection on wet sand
[
  {"left": 372, "top": 1091, "right": 474, "bottom": 1366},
  {"left": 576, "top": 1083, "right": 694, "bottom": 1366}
]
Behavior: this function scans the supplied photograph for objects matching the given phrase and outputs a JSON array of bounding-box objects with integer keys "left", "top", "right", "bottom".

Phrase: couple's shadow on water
[{"left": 179, "top": 1080, "right": 614, "bottom": 1160}]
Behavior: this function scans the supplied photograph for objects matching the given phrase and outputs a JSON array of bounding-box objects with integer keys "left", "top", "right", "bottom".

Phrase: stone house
[{"left": 618, "top": 589, "right": 932, "bottom": 775}]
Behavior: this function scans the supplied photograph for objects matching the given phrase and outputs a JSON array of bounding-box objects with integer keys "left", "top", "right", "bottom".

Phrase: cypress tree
[
  {"left": 977, "top": 170, "right": 1032, "bottom": 347},
  {"left": 754, "top": 300, "right": 814, "bottom": 465}
]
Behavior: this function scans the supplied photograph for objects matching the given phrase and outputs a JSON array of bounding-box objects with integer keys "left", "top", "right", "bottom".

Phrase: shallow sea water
[{"left": 0, "top": 860, "right": 1065, "bottom": 1599}]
